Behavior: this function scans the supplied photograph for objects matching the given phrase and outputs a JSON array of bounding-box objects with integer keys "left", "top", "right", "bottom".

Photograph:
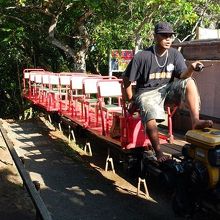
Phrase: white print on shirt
[
  {"left": 166, "top": 63, "right": 175, "bottom": 72},
  {"left": 149, "top": 71, "right": 172, "bottom": 80}
]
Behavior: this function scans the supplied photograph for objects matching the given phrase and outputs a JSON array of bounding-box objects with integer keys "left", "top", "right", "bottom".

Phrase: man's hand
[
  {"left": 128, "top": 101, "right": 138, "bottom": 114},
  {"left": 191, "top": 61, "right": 204, "bottom": 72},
  {"left": 180, "top": 61, "right": 204, "bottom": 79}
]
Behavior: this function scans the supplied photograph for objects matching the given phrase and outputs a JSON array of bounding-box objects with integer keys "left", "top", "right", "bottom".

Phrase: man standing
[{"left": 123, "top": 21, "right": 213, "bottom": 162}]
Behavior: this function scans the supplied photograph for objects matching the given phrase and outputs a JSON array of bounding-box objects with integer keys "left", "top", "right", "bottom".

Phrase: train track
[{"left": 0, "top": 120, "right": 52, "bottom": 220}]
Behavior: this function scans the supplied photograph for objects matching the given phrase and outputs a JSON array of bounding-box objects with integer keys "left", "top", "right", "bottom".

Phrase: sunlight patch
[
  {"left": 66, "top": 186, "right": 85, "bottom": 196},
  {"left": 87, "top": 189, "right": 106, "bottom": 196}
]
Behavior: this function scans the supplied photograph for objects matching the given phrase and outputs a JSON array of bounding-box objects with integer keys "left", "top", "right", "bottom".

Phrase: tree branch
[
  {"left": 3, "top": 15, "right": 41, "bottom": 28},
  {"left": 48, "top": 14, "right": 75, "bottom": 57}
]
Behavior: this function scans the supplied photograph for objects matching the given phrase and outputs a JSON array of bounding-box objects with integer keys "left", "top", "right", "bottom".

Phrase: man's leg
[
  {"left": 145, "top": 119, "right": 169, "bottom": 162},
  {"left": 185, "top": 79, "right": 213, "bottom": 129}
]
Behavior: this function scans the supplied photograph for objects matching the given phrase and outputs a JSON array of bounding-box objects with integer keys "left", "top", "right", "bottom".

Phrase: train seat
[
  {"left": 46, "top": 74, "right": 60, "bottom": 112},
  {"left": 23, "top": 68, "right": 45, "bottom": 98},
  {"left": 97, "top": 79, "right": 123, "bottom": 136},
  {"left": 69, "top": 75, "right": 88, "bottom": 117},
  {"left": 79, "top": 76, "right": 117, "bottom": 127},
  {"left": 59, "top": 74, "right": 72, "bottom": 113},
  {"left": 80, "top": 77, "right": 103, "bottom": 127},
  {"left": 28, "top": 71, "right": 44, "bottom": 103}
]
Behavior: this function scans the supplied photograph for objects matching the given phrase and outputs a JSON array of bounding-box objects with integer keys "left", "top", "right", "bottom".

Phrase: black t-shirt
[{"left": 123, "top": 46, "right": 187, "bottom": 96}]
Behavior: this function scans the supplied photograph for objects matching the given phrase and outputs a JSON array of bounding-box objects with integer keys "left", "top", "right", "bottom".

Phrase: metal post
[
  {"left": 83, "top": 142, "right": 92, "bottom": 156},
  {"left": 137, "top": 177, "right": 149, "bottom": 199},
  {"left": 105, "top": 148, "right": 115, "bottom": 173}
]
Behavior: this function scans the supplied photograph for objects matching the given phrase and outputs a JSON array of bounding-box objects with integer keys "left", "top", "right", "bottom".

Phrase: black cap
[{"left": 154, "top": 22, "right": 176, "bottom": 34}]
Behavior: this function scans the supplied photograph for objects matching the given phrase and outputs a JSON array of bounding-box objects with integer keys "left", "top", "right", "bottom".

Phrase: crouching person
[{"left": 123, "top": 21, "right": 213, "bottom": 162}]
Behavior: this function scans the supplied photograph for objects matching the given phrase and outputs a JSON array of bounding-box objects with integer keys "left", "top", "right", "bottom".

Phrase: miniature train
[{"left": 22, "top": 68, "right": 220, "bottom": 217}]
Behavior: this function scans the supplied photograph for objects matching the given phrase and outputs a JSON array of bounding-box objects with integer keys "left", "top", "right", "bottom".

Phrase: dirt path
[
  {"left": 0, "top": 117, "right": 178, "bottom": 220},
  {"left": 0, "top": 118, "right": 218, "bottom": 220},
  {"left": 0, "top": 117, "right": 217, "bottom": 220},
  {"left": 0, "top": 122, "right": 35, "bottom": 220}
]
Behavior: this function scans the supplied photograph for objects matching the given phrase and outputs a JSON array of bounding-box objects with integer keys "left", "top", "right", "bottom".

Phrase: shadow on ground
[{"left": 2, "top": 117, "right": 219, "bottom": 220}]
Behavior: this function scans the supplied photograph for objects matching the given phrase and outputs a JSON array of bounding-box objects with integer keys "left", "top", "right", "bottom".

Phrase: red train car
[{"left": 22, "top": 69, "right": 176, "bottom": 152}]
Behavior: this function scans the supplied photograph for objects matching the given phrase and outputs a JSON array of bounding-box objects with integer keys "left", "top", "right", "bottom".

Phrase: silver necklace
[{"left": 153, "top": 46, "right": 168, "bottom": 68}]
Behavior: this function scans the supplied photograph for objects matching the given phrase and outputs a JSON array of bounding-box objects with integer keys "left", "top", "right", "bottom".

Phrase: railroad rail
[{"left": 0, "top": 121, "right": 52, "bottom": 220}]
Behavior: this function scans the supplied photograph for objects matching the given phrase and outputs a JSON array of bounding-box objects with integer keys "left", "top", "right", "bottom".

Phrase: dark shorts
[{"left": 135, "top": 77, "right": 200, "bottom": 124}]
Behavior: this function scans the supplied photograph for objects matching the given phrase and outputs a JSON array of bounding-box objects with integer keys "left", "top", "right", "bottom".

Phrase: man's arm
[
  {"left": 123, "top": 76, "right": 133, "bottom": 101},
  {"left": 180, "top": 61, "right": 203, "bottom": 79}
]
